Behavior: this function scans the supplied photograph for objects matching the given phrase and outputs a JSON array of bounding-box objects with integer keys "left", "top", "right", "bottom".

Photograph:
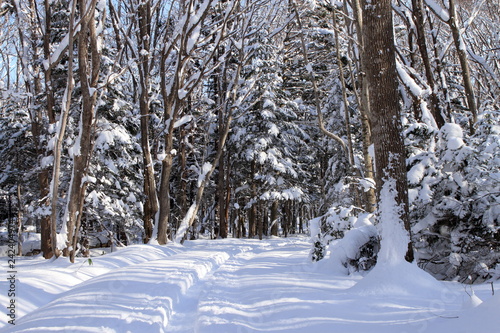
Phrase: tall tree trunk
[
  {"left": 17, "top": 185, "right": 23, "bottom": 256},
  {"left": 248, "top": 160, "right": 257, "bottom": 238},
  {"left": 137, "top": 0, "right": 158, "bottom": 243},
  {"left": 362, "top": 0, "right": 414, "bottom": 263},
  {"left": 156, "top": 0, "right": 217, "bottom": 245},
  {"left": 257, "top": 201, "right": 263, "bottom": 240},
  {"left": 40, "top": 0, "right": 56, "bottom": 259},
  {"left": 412, "top": 0, "right": 445, "bottom": 127},
  {"left": 49, "top": 0, "right": 77, "bottom": 258},
  {"left": 351, "top": 0, "right": 376, "bottom": 213},
  {"left": 66, "top": 0, "right": 102, "bottom": 263},
  {"left": 217, "top": 92, "right": 228, "bottom": 239},
  {"left": 448, "top": 0, "right": 478, "bottom": 133},
  {"left": 427, "top": 11, "right": 452, "bottom": 120},
  {"left": 177, "top": 128, "right": 189, "bottom": 234},
  {"left": 14, "top": 0, "right": 55, "bottom": 259}
]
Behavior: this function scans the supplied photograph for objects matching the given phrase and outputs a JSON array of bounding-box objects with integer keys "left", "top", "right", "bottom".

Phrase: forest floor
[{"left": 0, "top": 236, "right": 498, "bottom": 332}]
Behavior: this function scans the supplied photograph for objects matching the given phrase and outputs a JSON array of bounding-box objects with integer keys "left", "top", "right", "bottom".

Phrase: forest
[{"left": 0, "top": 0, "right": 498, "bottom": 284}]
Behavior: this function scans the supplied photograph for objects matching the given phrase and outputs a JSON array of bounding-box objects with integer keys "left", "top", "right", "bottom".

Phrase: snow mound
[
  {"left": 327, "top": 225, "right": 378, "bottom": 274},
  {"left": 349, "top": 261, "right": 445, "bottom": 298}
]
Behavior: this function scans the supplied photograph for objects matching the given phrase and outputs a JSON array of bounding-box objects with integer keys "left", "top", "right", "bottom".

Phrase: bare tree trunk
[
  {"left": 178, "top": 128, "right": 189, "bottom": 234},
  {"left": 156, "top": 0, "right": 221, "bottom": 245},
  {"left": 448, "top": 0, "right": 478, "bottom": 133},
  {"left": 39, "top": 0, "right": 56, "bottom": 259},
  {"left": 412, "top": 0, "right": 445, "bottom": 127},
  {"left": 65, "top": 0, "right": 102, "bottom": 262},
  {"left": 262, "top": 204, "right": 268, "bottom": 237},
  {"left": 224, "top": 153, "right": 232, "bottom": 235},
  {"left": 248, "top": 159, "right": 258, "bottom": 238},
  {"left": 362, "top": 0, "right": 414, "bottom": 263},
  {"left": 217, "top": 94, "right": 228, "bottom": 239},
  {"left": 17, "top": 185, "right": 23, "bottom": 256},
  {"left": 351, "top": 0, "right": 376, "bottom": 213},
  {"left": 332, "top": 6, "right": 364, "bottom": 209},
  {"left": 271, "top": 201, "right": 279, "bottom": 236},
  {"left": 137, "top": 0, "right": 159, "bottom": 243},
  {"left": 14, "top": 0, "right": 55, "bottom": 259},
  {"left": 49, "top": 0, "right": 79, "bottom": 259},
  {"left": 257, "top": 201, "right": 263, "bottom": 240}
]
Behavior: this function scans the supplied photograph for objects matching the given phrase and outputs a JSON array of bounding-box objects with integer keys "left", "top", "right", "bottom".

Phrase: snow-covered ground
[{"left": 0, "top": 236, "right": 498, "bottom": 332}]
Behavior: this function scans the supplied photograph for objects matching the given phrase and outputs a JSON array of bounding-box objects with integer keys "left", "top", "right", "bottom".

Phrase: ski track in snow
[{"left": 1, "top": 237, "right": 498, "bottom": 332}]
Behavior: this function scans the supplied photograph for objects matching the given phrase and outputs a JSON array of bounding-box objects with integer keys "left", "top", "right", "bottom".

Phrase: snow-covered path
[
  {"left": 167, "top": 238, "right": 360, "bottom": 332},
  {"left": 1, "top": 237, "right": 499, "bottom": 332}
]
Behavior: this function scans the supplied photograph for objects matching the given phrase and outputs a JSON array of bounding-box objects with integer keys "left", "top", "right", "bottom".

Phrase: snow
[
  {"left": 178, "top": 89, "right": 188, "bottom": 100},
  {"left": 358, "top": 177, "right": 375, "bottom": 192},
  {"left": 0, "top": 237, "right": 500, "bottom": 333},
  {"left": 173, "top": 115, "right": 193, "bottom": 129},
  {"left": 268, "top": 123, "right": 279, "bottom": 136},
  {"left": 1, "top": 237, "right": 499, "bottom": 332},
  {"left": 377, "top": 178, "right": 410, "bottom": 266},
  {"left": 441, "top": 123, "right": 465, "bottom": 150},
  {"left": 305, "top": 63, "right": 313, "bottom": 74},
  {"left": 396, "top": 60, "right": 437, "bottom": 129},
  {"left": 174, "top": 204, "right": 197, "bottom": 244},
  {"left": 197, "top": 162, "right": 212, "bottom": 187},
  {"left": 424, "top": 0, "right": 450, "bottom": 22},
  {"left": 328, "top": 225, "right": 378, "bottom": 275}
]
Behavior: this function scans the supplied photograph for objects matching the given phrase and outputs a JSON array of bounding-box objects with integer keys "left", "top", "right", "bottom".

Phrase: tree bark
[
  {"left": 448, "top": 0, "right": 477, "bottom": 133},
  {"left": 270, "top": 201, "right": 279, "bottom": 236},
  {"left": 137, "top": 0, "right": 159, "bottom": 243},
  {"left": 49, "top": 0, "right": 78, "bottom": 259},
  {"left": 351, "top": 0, "right": 376, "bottom": 213},
  {"left": 361, "top": 0, "right": 414, "bottom": 263},
  {"left": 40, "top": 0, "right": 56, "bottom": 259},
  {"left": 411, "top": 0, "right": 445, "bottom": 128},
  {"left": 217, "top": 79, "right": 228, "bottom": 239},
  {"left": 66, "top": 0, "right": 101, "bottom": 263}
]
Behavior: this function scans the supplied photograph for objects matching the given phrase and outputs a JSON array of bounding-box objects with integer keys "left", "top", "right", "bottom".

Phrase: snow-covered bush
[
  {"left": 310, "top": 206, "right": 379, "bottom": 273},
  {"left": 411, "top": 111, "right": 500, "bottom": 282}
]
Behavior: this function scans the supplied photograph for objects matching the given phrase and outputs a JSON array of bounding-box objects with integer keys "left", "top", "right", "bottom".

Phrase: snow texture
[{"left": 1, "top": 237, "right": 498, "bottom": 332}]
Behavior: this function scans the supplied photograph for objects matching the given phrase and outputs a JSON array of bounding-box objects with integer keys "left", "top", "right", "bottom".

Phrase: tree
[
  {"left": 411, "top": 0, "right": 445, "bottom": 128},
  {"left": 60, "top": 0, "right": 104, "bottom": 262},
  {"left": 156, "top": 0, "right": 235, "bottom": 244},
  {"left": 361, "top": 0, "right": 414, "bottom": 263},
  {"left": 132, "top": 0, "right": 159, "bottom": 243}
]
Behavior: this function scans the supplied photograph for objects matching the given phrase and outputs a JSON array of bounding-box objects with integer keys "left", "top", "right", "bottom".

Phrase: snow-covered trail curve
[{"left": 166, "top": 237, "right": 352, "bottom": 333}]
